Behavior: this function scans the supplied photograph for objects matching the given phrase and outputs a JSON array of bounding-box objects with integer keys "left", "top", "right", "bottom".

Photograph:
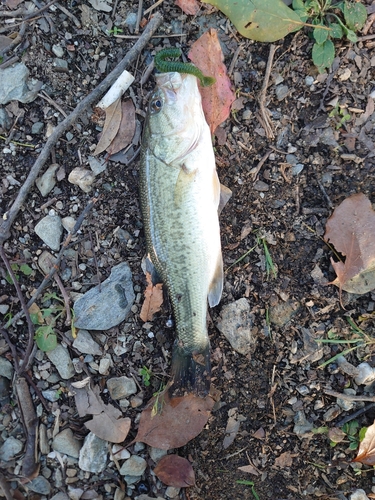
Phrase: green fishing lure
[{"left": 154, "top": 48, "right": 215, "bottom": 87}]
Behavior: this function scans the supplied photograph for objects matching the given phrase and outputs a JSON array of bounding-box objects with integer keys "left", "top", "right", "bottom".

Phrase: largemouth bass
[{"left": 139, "top": 71, "right": 225, "bottom": 396}]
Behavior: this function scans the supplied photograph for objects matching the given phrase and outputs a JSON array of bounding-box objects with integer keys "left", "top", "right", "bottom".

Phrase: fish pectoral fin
[
  {"left": 174, "top": 164, "right": 197, "bottom": 206},
  {"left": 219, "top": 183, "right": 232, "bottom": 215},
  {"left": 208, "top": 254, "right": 224, "bottom": 307}
]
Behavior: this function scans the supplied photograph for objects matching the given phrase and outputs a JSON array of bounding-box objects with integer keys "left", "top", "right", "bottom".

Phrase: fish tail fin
[{"left": 169, "top": 343, "right": 211, "bottom": 398}]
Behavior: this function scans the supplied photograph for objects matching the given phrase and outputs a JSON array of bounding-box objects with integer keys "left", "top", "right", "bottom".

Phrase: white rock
[{"left": 68, "top": 167, "right": 95, "bottom": 193}]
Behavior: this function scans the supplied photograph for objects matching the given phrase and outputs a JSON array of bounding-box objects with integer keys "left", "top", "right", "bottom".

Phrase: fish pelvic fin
[{"left": 169, "top": 342, "right": 211, "bottom": 398}]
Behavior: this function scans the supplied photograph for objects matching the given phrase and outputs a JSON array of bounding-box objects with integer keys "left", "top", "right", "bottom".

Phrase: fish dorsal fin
[
  {"left": 219, "top": 183, "right": 232, "bottom": 215},
  {"left": 208, "top": 254, "right": 224, "bottom": 307}
]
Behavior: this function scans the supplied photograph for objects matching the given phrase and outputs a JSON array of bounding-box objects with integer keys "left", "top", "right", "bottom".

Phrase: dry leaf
[
  {"left": 94, "top": 97, "right": 122, "bottom": 156},
  {"left": 188, "top": 29, "right": 236, "bottom": 134},
  {"left": 273, "top": 451, "right": 294, "bottom": 468},
  {"left": 324, "top": 193, "right": 375, "bottom": 294},
  {"left": 353, "top": 421, "right": 375, "bottom": 465},
  {"left": 253, "top": 427, "right": 265, "bottom": 440},
  {"left": 223, "top": 408, "right": 246, "bottom": 449},
  {"left": 154, "top": 455, "right": 195, "bottom": 487},
  {"left": 238, "top": 464, "right": 261, "bottom": 476},
  {"left": 175, "top": 0, "right": 200, "bottom": 15},
  {"left": 74, "top": 384, "right": 131, "bottom": 443},
  {"left": 28, "top": 303, "right": 44, "bottom": 324},
  {"left": 107, "top": 100, "right": 136, "bottom": 156},
  {"left": 135, "top": 392, "right": 215, "bottom": 449},
  {"left": 140, "top": 271, "right": 163, "bottom": 322}
]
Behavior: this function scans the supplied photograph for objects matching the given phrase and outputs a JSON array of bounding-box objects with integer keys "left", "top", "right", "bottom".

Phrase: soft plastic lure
[{"left": 154, "top": 48, "right": 215, "bottom": 87}]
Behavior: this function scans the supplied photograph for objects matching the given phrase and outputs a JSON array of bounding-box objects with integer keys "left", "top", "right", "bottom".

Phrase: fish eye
[{"left": 150, "top": 97, "right": 163, "bottom": 114}]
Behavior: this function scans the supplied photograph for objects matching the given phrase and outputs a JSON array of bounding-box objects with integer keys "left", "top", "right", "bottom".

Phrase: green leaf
[
  {"left": 346, "top": 29, "right": 357, "bottom": 43},
  {"left": 313, "top": 26, "right": 329, "bottom": 44},
  {"left": 292, "top": 0, "right": 305, "bottom": 9},
  {"left": 343, "top": 1, "right": 367, "bottom": 31},
  {"left": 202, "top": 0, "right": 303, "bottom": 42},
  {"left": 312, "top": 39, "right": 335, "bottom": 72},
  {"left": 30, "top": 313, "right": 41, "bottom": 325},
  {"left": 359, "top": 427, "right": 368, "bottom": 442},
  {"left": 330, "top": 22, "right": 343, "bottom": 39},
  {"left": 35, "top": 325, "right": 57, "bottom": 352},
  {"left": 19, "top": 263, "right": 33, "bottom": 276},
  {"left": 349, "top": 441, "right": 359, "bottom": 450}
]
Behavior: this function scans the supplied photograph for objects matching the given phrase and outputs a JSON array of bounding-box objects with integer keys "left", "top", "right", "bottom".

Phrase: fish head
[{"left": 144, "top": 72, "right": 205, "bottom": 164}]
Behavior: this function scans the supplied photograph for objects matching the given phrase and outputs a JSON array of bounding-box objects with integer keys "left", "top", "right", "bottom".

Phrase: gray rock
[
  {"left": 0, "top": 107, "right": 12, "bottom": 129},
  {"left": 47, "top": 344, "right": 75, "bottom": 379},
  {"left": 0, "top": 356, "right": 13, "bottom": 379},
  {"left": 28, "top": 476, "right": 51, "bottom": 495},
  {"left": 119, "top": 455, "right": 147, "bottom": 476},
  {"left": 107, "top": 376, "right": 137, "bottom": 399},
  {"left": 31, "top": 121, "right": 44, "bottom": 134},
  {"left": 52, "top": 44, "right": 64, "bottom": 58},
  {"left": 73, "top": 329, "right": 102, "bottom": 355},
  {"left": 216, "top": 298, "right": 256, "bottom": 356},
  {"left": 0, "top": 305, "right": 9, "bottom": 315},
  {"left": 305, "top": 76, "right": 314, "bottom": 86},
  {"left": 125, "top": 12, "right": 137, "bottom": 28},
  {"left": 62, "top": 216, "right": 76, "bottom": 233},
  {"left": 285, "top": 154, "right": 298, "bottom": 165},
  {"left": 38, "top": 250, "right": 56, "bottom": 274},
  {"left": 293, "top": 411, "right": 313, "bottom": 436},
  {"left": 166, "top": 487, "right": 181, "bottom": 498},
  {"left": 350, "top": 490, "right": 370, "bottom": 500},
  {"left": 149, "top": 446, "right": 168, "bottom": 463},
  {"left": 74, "top": 262, "right": 135, "bottom": 330},
  {"left": 0, "top": 63, "right": 41, "bottom": 105},
  {"left": 35, "top": 214, "right": 63, "bottom": 250},
  {"left": 88, "top": 155, "right": 106, "bottom": 175},
  {"left": 0, "top": 436, "right": 23, "bottom": 461},
  {"left": 52, "top": 428, "right": 82, "bottom": 458},
  {"left": 36, "top": 164, "right": 59, "bottom": 196},
  {"left": 78, "top": 432, "right": 108, "bottom": 473},
  {"left": 54, "top": 58, "right": 68, "bottom": 69},
  {"left": 136, "top": 496, "right": 164, "bottom": 500},
  {"left": 42, "top": 389, "right": 61, "bottom": 402},
  {"left": 50, "top": 494, "right": 69, "bottom": 500},
  {"left": 269, "top": 299, "right": 300, "bottom": 327},
  {"left": 291, "top": 164, "right": 304, "bottom": 176},
  {"left": 253, "top": 180, "right": 269, "bottom": 192},
  {"left": 275, "top": 84, "right": 289, "bottom": 101}
]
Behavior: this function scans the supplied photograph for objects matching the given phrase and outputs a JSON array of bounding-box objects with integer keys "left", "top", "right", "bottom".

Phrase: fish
[{"left": 139, "top": 71, "right": 228, "bottom": 396}]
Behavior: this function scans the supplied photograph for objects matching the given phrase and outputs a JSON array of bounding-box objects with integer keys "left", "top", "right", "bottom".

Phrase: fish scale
[{"left": 139, "top": 71, "right": 224, "bottom": 396}]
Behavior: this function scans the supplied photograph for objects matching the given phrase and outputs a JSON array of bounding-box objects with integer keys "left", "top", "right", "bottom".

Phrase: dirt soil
[{"left": 1, "top": 1, "right": 375, "bottom": 499}]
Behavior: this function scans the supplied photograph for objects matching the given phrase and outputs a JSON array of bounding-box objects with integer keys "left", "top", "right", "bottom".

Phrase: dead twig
[
  {"left": 0, "top": 473, "right": 13, "bottom": 500},
  {"left": 325, "top": 389, "right": 375, "bottom": 402},
  {"left": 336, "top": 403, "right": 375, "bottom": 427},
  {"left": 0, "top": 12, "right": 163, "bottom": 245},
  {"left": 251, "top": 150, "right": 272, "bottom": 182},
  {"left": 55, "top": 1, "right": 81, "bottom": 28},
  {"left": 256, "top": 44, "right": 277, "bottom": 140},
  {"left": 135, "top": 0, "right": 143, "bottom": 34}
]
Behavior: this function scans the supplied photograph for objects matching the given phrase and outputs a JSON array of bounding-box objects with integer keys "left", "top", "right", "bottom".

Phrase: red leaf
[
  {"left": 175, "top": 0, "right": 200, "bottom": 15},
  {"left": 324, "top": 193, "right": 375, "bottom": 294},
  {"left": 135, "top": 392, "right": 215, "bottom": 449},
  {"left": 140, "top": 271, "right": 163, "bottom": 322},
  {"left": 154, "top": 455, "right": 195, "bottom": 487},
  {"left": 188, "top": 29, "right": 236, "bottom": 134}
]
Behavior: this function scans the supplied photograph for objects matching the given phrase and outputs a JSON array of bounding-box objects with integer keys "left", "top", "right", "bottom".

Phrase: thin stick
[
  {"left": 336, "top": 403, "right": 375, "bottom": 427},
  {"left": 256, "top": 44, "right": 277, "bottom": 140},
  {"left": 0, "top": 474, "right": 13, "bottom": 500},
  {"left": 115, "top": 33, "right": 187, "bottom": 39},
  {"left": 251, "top": 150, "right": 271, "bottom": 181},
  {"left": 55, "top": 1, "right": 81, "bottom": 28},
  {"left": 143, "top": 0, "right": 165, "bottom": 15},
  {"left": 324, "top": 389, "right": 375, "bottom": 402},
  {"left": 0, "top": 12, "right": 163, "bottom": 245},
  {"left": 53, "top": 272, "right": 72, "bottom": 326},
  {"left": 135, "top": 0, "right": 143, "bottom": 34},
  {"left": 38, "top": 91, "right": 68, "bottom": 118},
  {"left": 228, "top": 43, "right": 244, "bottom": 76}
]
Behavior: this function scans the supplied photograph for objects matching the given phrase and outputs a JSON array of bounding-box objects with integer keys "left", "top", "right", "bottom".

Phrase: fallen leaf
[
  {"left": 324, "top": 193, "right": 375, "bottom": 294},
  {"left": 154, "top": 455, "right": 195, "bottom": 487},
  {"left": 238, "top": 464, "right": 261, "bottom": 476},
  {"left": 94, "top": 97, "right": 122, "bottom": 156},
  {"left": 4, "top": 0, "right": 23, "bottom": 8},
  {"left": 88, "top": 0, "right": 112, "bottom": 12},
  {"left": 252, "top": 427, "right": 265, "bottom": 440},
  {"left": 140, "top": 271, "right": 163, "bottom": 322},
  {"left": 222, "top": 407, "right": 246, "bottom": 449},
  {"left": 188, "top": 29, "right": 236, "bottom": 134},
  {"left": 0, "top": 35, "right": 13, "bottom": 51},
  {"left": 74, "top": 384, "right": 131, "bottom": 443},
  {"left": 273, "top": 451, "right": 294, "bottom": 468},
  {"left": 203, "top": 0, "right": 302, "bottom": 42},
  {"left": 135, "top": 392, "right": 215, "bottom": 449},
  {"left": 107, "top": 100, "right": 136, "bottom": 155},
  {"left": 175, "top": 0, "right": 200, "bottom": 15},
  {"left": 353, "top": 420, "right": 375, "bottom": 465}
]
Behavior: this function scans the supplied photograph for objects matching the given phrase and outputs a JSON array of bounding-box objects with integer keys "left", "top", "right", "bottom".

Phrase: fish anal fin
[
  {"left": 208, "top": 254, "right": 223, "bottom": 307},
  {"left": 219, "top": 183, "right": 232, "bottom": 215}
]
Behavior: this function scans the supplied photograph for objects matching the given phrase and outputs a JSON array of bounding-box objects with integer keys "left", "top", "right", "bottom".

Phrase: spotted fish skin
[{"left": 139, "top": 72, "right": 224, "bottom": 396}]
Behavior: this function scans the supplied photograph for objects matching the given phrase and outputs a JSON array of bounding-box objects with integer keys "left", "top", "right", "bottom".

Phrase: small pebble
[{"left": 305, "top": 76, "right": 314, "bottom": 86}]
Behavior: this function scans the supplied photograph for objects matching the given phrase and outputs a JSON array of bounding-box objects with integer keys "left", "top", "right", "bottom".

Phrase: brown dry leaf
[
  {"left": 238, "top": 464, "right": 261, "bottom": 476},
  {"left": 74, "top": 384, "right": 131, "bottom": 443},
  {"left": 253, "top": 427, "right": 265, "bottom": 440},
  {"left": 135, "top": 392, "right": 215, "bottom": 449},
  {"left": 93, "top": 97, "right": 122, "bottom": 156},
  {"left": 273, "top": 451, "right": 294, "bottom": 469},
  {"left": 107, "top": 99, "right": 136, "bottom": 156},
  {"left": 5, "top": 0, "right": 23, "bottom": 8},
  {"left": 28, "top": 302, "right": 44, "bottom": 324},
  {"left": 140, "top": 271, "right": 163, "bottom": 322},
  {"left": 188, "top": 28, "right": 236, "bottom": 134},
  {"left": 223, "top": 408, "right": 246, "bottom": 449},
  {"left": 154, "top": 454, "right": 195, "bottom": 487},
  {"left": 352, "top": 420, "right": 375, "bottom": 465},
  {"left": 324, "top": 193, "right": 375, "bottom": 294},
  {"left": 175, "top": 0, "right": 200, "bottom": 15}
]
